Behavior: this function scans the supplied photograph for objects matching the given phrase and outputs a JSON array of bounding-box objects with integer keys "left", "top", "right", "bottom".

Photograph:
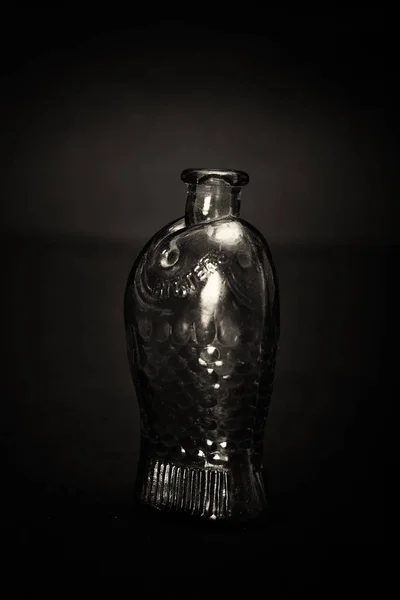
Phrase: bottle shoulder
[
  {"left": 138, "top": 216, "right": 186, "bottom": 259},
  {"left": 141, "top": 216, "right": 271, "bottom": 260},
  {"left": 131, "top": 216, "right": 278, "bottom": 282},
  {"left": 127, "top": 216, "right": 278, "bottom": 308},
  {"left": 126, "top": 216, "right": 185, "bottom": 282}
]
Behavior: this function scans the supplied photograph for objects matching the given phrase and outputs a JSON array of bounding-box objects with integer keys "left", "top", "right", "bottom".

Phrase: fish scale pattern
[{"left": 135, "top": 321, "right": 262, "bottom": 463}]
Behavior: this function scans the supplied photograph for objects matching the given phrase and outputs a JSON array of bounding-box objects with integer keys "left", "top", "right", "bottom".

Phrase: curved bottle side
[{"left": 124, "top": 215, "right": 279, "bottom": 520}]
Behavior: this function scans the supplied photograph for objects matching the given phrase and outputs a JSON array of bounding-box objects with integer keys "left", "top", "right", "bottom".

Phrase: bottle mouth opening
[{"left": 181, "top": 168, "right": 249, "bottom": 187}]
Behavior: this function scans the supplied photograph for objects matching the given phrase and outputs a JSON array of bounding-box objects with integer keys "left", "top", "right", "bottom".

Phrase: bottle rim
[{"left": 181, "top": 168, "right": 249, "bottom": 187}]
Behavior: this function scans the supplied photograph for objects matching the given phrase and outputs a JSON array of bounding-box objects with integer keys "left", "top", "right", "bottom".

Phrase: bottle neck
[{"left": 185, "top": 178, "right": 242, "bottom": 226}]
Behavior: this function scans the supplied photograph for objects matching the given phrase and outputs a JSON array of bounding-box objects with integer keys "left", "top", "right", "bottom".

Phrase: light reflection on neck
[{"left": 202, "top": 194, "right": 212, "bottom": 216}]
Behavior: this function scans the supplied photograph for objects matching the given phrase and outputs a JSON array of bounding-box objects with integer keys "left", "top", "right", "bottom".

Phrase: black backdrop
[{"left": 0, "top": 7, "right": 393, "bottom": 584}]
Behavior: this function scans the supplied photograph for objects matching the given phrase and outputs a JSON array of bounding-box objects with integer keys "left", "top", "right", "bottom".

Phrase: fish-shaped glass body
[{"left": 124, "top": 168, "right": 279, "bottom": 521}]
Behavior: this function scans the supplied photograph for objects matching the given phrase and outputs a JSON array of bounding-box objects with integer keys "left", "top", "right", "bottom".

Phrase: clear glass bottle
[{"left": 124, "top": 168, "right": 279, "bottom": 521}]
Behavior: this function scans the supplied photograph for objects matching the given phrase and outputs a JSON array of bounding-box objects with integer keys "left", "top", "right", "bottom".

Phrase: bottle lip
[{"left": 181, "top": 168, "right": 249, "bottom": 187}]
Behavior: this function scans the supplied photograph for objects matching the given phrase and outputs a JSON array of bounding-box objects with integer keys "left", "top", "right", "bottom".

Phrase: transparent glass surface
[{"left": 124, "top": 169, "right": 280, "bottom": 521}]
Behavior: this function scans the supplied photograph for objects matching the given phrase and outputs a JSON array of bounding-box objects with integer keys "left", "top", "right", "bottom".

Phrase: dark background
[{"left": 0, "top": 7, "right": 393, "bottom": 581}]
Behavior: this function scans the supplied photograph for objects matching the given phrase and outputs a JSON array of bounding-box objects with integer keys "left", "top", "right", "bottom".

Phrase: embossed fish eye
[{"left": 160, "top": 247, "right": 180, "bottom": 268}]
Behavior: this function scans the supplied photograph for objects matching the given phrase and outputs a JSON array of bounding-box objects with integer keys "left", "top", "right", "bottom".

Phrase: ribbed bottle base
[{"left": 137, "top": 457, "right": 266, "bottom": 521}]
